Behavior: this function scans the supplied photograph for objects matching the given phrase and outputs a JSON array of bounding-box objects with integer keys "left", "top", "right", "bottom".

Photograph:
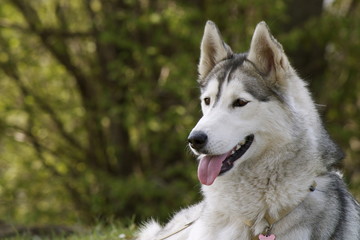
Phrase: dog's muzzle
[{"left": 188, "top": 131, "right": 255, "bottom": 185}]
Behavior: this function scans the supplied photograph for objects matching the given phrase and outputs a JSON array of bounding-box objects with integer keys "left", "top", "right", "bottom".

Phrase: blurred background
[{"left": 0, "top": 0, "right": 359, "bottom": 228}]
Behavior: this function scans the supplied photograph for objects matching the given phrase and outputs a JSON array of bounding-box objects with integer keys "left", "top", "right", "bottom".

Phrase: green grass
[
  {"left": 68, "top": 223, "right": 136, "bottom": 240},
  {"left": 3, "top": 222, "right": 137, "bottom": 240}
]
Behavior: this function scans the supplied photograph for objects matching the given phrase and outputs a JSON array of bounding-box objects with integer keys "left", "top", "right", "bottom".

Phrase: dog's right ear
[{"left": 198, "top": 21, "right": 233, "bottom": 82}]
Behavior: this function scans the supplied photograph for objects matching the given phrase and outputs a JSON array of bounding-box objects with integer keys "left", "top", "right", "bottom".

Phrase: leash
[{"left": 158, "top": 220, "right": 196, "bottom": 240}]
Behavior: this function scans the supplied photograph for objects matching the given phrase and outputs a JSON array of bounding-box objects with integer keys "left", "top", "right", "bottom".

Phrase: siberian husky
[{"left": 136, "top": 21, "right": 360, "bottom": 240}]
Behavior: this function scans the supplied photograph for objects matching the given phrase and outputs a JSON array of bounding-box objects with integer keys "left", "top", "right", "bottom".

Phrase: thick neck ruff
[{"left": 157, "top": 182, "right": 317, "bottom": 240}]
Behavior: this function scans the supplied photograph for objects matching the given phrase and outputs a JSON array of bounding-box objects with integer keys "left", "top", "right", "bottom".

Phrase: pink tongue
[{"left": 198, "top": 153, "right": 229, "bottom": 185}]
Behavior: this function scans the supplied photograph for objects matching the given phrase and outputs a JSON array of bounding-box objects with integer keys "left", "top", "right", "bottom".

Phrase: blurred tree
[
  {"left": 0, "top": 0, "right": 358, "bottom": 225},
  {"left": 0, "top": 0, "right": 203, "bottom": 223}
]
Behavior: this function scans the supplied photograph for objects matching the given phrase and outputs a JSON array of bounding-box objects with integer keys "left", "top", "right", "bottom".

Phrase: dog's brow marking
[
  {"left": 227, "top": 54, "right": 247, "bottom": 83},
  {"left": 213, "top": 69, "right": 231, "bottom": 106},
  {"left": 214, "top": 78, "right": 223, "bottom": 107},
  {"left": 214, "top": 68, "right": 232, "bottom": 107}
]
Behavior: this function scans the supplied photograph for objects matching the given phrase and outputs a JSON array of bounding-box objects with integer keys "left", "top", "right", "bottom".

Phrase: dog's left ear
[
  {"left": 247, "top": 22, "right": 291, "bottom": 86},
  {"left": 198, "top": 21, "right": 233, "bottom": 82}
]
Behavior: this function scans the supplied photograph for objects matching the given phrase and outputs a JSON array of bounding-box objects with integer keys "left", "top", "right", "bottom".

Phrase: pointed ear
[
  {"left": 247, "top": 21, "right": 291, "bottom": 86},
  {"left": 198, "top": 21, "right": 233, "bottom": 81}
]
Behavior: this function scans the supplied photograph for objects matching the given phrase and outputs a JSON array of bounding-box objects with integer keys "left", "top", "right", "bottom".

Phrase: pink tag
[{"left": 259, "top": 234, "right": 276, "bottom": 240}]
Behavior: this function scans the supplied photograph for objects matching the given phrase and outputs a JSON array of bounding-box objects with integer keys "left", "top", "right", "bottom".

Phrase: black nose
[{"left": 188, "top": 131, "right": 208, "bottom": 151}]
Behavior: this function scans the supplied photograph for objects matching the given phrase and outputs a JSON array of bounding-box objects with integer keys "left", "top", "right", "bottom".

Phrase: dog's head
[{"left": 188, "top": 21, "right": 333, "bottom": 185}]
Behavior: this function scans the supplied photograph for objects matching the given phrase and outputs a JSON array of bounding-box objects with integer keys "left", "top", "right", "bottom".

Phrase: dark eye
[
  {"left": 232, "top": 98, "right": 249, "bottom": 107},
  {"left": 204, "top": 97, "right": 211, "bottom": 105}
]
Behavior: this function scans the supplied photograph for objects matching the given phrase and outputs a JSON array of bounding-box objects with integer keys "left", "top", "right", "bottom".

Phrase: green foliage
[{"left": 0, "top": 0, "right": 359, "bottom": 227}]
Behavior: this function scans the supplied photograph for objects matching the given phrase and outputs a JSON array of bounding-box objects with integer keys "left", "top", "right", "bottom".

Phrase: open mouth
[
  {"left": 197, "top": 134, "right": 254, "bottom": 185},
  {"left": 220, "top": 134, "right": 254, "bottom": 175}
]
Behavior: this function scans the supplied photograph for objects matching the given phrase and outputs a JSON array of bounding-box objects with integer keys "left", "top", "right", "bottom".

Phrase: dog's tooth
[
  {"left": 235, "top": 145, "right": 241, "bottom": 150},
  {"left": 231, "top": 150, "right": 235, "bottom": 155}
]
